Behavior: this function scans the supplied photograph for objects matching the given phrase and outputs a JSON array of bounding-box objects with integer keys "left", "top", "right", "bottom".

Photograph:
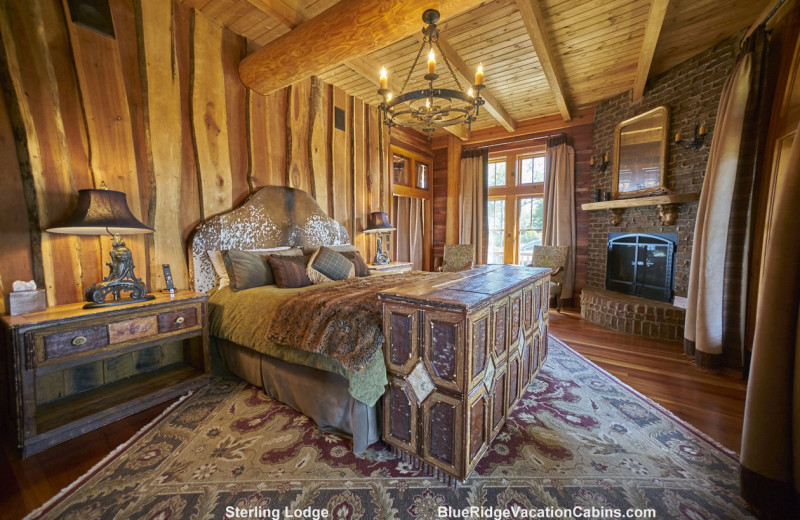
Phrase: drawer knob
[
  {"left": 174, "top": 316, "right": 185, "bottom": 325},
  {"left": 72, "top": 336, "right": 87, "bottom": 346}
]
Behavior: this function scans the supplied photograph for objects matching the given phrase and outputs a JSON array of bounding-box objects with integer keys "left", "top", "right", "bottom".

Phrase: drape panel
[
  {"left": 393, "top": 196, "right": 423, "bottom": 270},
  {"left": 459, "top": 149, "right": 488, "bottom": 264},
  {"left": 684, "top": 29, "right": 770, "bottom": 370},
  {"left": 740, "top": 118, "right": 800, "bottom": 519},
  {"left": 542, "top": 135, "right": 575, "bottom": 300}
]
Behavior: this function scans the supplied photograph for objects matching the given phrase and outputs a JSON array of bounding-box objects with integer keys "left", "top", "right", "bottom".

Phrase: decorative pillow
[
  {"left": 341, "top": 250, "right": 371, "bottom": 277},
  {"left": 306, "top": 246, "right": 355, "bottom": 284},
  {"left": 268, "top": 254, "right": 312, "bottom": 288},
  {"left": 221, "top": 250, "right": 270, "bottom": 291},
  {"left": 207, "top": 251, "right": 230, "bottom": 288}
]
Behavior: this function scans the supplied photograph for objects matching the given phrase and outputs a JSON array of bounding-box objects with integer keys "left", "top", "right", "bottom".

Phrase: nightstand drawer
[
  {"left": 42, "top": 325, "right": 108, "bottom": 361},
  {"left": 158, "top": 308, "right": 198, "bottom": 333},
  {"left": 108, "top": 316, "right": 159, "bottom": 344}
]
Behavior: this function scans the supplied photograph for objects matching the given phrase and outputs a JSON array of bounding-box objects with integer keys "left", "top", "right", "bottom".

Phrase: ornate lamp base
[
  {"left": 373, "top": 234, "right": 390, "bottom": 265},
  {"left": 84, "top": 234, "right": 154, "bottom": 309}
]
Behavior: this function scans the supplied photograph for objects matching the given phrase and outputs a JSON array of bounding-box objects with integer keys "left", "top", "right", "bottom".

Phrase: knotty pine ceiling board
[{"left": 651, "top": 0, "right": 771, "bottom": 74}]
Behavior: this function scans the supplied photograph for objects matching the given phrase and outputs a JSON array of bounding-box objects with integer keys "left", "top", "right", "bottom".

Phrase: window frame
[{"left": 486, "top": 144, "right": 547, "bottom": 265}]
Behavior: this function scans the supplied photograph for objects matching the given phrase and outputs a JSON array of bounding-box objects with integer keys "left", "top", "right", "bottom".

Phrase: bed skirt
[{"left": 216, "top": 338, "right": 381, "bottom": 453}]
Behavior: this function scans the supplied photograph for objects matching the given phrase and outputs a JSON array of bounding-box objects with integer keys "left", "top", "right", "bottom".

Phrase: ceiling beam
[
  {"left": 416, "top": 33, "right": 517, "bottom": 132},
  {"left": 632, "top": 0, "right": 670, "bottom": 100},
  {"left": 241, "top": 0, "right": 469, "bottom": 140},
  {"left": 515, "top": 0, "right": 571, "bottom": 121},
  {"left": 239, "top": 0, "right": 486, "bottom": 95}
]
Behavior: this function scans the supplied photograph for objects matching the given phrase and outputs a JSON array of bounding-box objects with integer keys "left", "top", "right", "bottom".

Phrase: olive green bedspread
[{"left": 208, "top": 283, "right": 389, "bottom": 406}]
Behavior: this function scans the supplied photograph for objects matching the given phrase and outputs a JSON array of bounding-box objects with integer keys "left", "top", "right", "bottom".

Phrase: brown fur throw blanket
[{"left": 267, "top": 272, "right": 441, "bottom": 373}]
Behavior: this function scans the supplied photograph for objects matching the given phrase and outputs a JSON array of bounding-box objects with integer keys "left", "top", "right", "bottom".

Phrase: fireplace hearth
[{"left": 606, "top": 233, "right": 677, "bottom": 303}]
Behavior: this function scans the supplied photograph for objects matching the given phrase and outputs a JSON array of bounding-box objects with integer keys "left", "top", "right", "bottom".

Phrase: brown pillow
[
  {"left": 268, "top": 254, "right": 312, "bottom": 288},
  {"left": 221, "top": 250, "right": 270, "bottom": 291},
  {"left": 341, "top": 250, "right": 371, "bottom": 277}
]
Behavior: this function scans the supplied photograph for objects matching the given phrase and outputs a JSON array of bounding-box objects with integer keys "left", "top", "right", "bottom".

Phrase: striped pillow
[{"left": 268, "top": 254, "right": 312, "bottom": 288}]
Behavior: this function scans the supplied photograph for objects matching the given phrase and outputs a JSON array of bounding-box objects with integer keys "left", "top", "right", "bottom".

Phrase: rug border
[
  {"left": 548, "top": 334, "right": 740, "bottom": 461},
  {"left": 23, "top": 391, "right": 196, "bottom": 520}
]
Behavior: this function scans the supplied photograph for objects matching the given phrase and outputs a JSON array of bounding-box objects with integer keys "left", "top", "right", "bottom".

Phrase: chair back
[
  {"left": 531, "top": 245, "right": 569, "bottom": 283},
  {"left": 442, "top": 244, "right": 475, "bottom": 272}
]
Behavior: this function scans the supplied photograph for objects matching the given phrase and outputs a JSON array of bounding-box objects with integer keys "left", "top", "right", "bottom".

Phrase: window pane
[
  {"left": 519, "top": 156, "right": 545, "bottom": 184},
  {"left": 487, "top": 199, "right": 505, "bottom": 264},
  {"left": 416, "top": 163, "right": 428, "bottom": 189},
  {"left": 533, "top": 156, "right": 545, "bottom": 183},
  {"left": 393, "top": 153, "right": 411, "bottom": 186},
  {"left": 520, "top": 158, "right": 533, "bottom": 184},
  {"left": 518, "top": 197, "right": 543, "bottom": 265},
  {"left": 488, "top": 160, "right": 506, "bottom": 187}
]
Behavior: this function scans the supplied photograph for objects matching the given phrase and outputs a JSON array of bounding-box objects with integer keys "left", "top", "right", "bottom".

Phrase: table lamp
[
  {"left": 47, "top": 186, "right": 155, "bottom": 308},
  {"left": 364, "top": 211, "right": 395, "bottom": 265}
]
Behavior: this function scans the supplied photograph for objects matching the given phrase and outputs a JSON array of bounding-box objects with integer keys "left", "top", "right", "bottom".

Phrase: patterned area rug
[{"left": 27, "top": 337, "right": 754, "bottom": 519}]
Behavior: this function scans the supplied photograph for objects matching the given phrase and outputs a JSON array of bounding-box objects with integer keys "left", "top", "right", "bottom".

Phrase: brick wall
[{"left": 587, "top": 34, "right": 741, "bottom": 298}]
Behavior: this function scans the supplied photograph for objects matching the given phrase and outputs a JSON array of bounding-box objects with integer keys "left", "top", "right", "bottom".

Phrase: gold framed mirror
[{"left": 612, "top": 106, "right": 669, "bottom": 198}]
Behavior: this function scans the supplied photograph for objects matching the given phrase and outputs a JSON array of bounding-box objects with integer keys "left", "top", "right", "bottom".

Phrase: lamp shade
[
  {"left": 47, "top": 189, "right": 153, "bottom": 235},
  {"left": 364, "top": 211, "right": 395, "bottom": 233}
]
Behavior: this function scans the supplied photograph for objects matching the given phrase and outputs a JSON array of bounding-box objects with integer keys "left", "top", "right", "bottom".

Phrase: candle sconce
[
  {"left": 675, "top": 123, "right": 708, "bottom": 151},
  {"left": 590, "top": 153, "right": 610, "bottom": 173}
]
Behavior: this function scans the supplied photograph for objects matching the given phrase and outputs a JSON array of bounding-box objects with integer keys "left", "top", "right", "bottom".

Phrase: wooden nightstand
[
  {"left": 368, "top": 261, "right": 414, "bottom": 274},
  {"left": 1, "top": 291, "right": 209, "bottom": 457}
]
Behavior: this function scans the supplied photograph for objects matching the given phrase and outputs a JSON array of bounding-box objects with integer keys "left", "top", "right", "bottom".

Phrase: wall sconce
[
  {"left": 675, "top": 123, "right": 708, "bottom": 151},
  {"left": 590, "top": 153, "right": 609, "bottom": 172}
]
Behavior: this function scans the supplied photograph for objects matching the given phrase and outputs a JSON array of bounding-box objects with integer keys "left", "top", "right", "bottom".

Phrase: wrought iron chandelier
[{"left": 377, "top": 9, "right": 485, "bottom": 134}]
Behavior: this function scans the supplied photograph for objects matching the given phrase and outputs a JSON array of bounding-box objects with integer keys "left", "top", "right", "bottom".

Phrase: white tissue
[{"left": 12, "top": 280, "right": 37, "bottom": 292}]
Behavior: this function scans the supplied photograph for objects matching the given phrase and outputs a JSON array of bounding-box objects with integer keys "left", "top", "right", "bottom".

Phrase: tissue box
[{"left": 7, "top": 290, "right": 47, "bottom": 316}]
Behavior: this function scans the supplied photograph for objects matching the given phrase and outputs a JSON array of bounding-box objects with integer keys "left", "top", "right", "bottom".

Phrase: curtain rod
[
  {"left": 742, "top": 0, "right": 786, "bottom": 44},
  {"left": 462, "top": 132, "right": 566, "bottom": 151}
]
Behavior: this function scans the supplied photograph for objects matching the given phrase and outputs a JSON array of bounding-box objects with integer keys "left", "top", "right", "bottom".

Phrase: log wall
[{"left": 0, "top": 0, "right": 390, "bottom": 310}]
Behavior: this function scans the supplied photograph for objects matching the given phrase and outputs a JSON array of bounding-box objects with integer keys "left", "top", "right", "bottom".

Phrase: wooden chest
[{"left": 378, "top": 265, "right": 550, "bottom": 482}]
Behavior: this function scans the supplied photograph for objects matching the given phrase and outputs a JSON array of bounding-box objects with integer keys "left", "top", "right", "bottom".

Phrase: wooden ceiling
[{"left": 179, "top": 0, "right": 771, "bottom": 136}]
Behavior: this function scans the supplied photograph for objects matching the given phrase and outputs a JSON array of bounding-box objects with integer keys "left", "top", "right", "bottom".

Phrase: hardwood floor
[
  {"left": 0, "top": 308, "right": 747, "bottom": 519},
  {"left": 549, "top": 306, "right": 747, "bottom": 453}
]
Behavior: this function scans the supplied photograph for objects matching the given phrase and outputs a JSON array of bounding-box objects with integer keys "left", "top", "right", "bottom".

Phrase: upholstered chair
[
  {"left": 531, "top": 245, "right": 569, "bottom": 312},
  {"left": 440, "top": 244, "right": 475, "bottom": 272}
]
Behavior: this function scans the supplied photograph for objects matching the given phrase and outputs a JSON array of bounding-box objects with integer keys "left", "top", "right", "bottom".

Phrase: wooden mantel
[{"left": 581, "top": 193, "right": 699, "bottom": 225}]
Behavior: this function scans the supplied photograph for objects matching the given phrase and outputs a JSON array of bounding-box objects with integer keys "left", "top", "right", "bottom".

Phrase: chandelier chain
[
  {"left": 400, "top": 34, "right": 426, "bottom": 95},
  {"left": 435, "top": 40, "right": 464, "bottom": 92}
]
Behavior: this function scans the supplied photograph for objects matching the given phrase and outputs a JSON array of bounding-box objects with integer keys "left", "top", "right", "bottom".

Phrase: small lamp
[
  {"left": 47, "top": 186, "right": 155, "bottom": 308},
  {"left": 363, "top": 211, "right": 396, "bottom": 265}
]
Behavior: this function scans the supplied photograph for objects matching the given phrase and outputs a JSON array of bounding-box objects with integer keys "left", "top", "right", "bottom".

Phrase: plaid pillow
[
  {"left": 307, "top": 246, "right": 355, "bottom": 284},
  {"left": 267, "top": 255, "right": 312, "bottom": 288}
]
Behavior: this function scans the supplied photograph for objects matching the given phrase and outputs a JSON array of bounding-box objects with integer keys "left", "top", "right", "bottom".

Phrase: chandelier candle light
[{"left": 377, "top": 9, "right": 485, "bottom": 134}]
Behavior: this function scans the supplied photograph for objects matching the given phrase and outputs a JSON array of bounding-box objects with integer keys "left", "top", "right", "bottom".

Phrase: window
[
  {"left": 487, "top": 199, "right": 505, "bottom": 264},
  {"left": 487, "top": 145, "right": 546, "bottom": 265},
  {"left": 519, "top": 155, "right": 545, "bottom": 184},
  {"left": 488, "top": 159, "right": 506, "bottom": 187},
  {"left": 517, "top": 197, "right": 543, "bottom": 266},
  {"left": 416, "top": 163, "right": 428, "bottom": 189}
]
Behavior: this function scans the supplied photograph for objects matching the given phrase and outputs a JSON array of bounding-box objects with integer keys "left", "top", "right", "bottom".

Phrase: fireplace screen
[{"left": 606, "top": 233, "right": 677, "bottom": 302}]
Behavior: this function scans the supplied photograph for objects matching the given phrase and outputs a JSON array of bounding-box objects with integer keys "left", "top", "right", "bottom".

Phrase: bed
[
  {"left": 189, "top": 186, "right": 392, "bottom": 453},
  {"left": 189, "top": 186, "right": 551, "bottom": 482}
]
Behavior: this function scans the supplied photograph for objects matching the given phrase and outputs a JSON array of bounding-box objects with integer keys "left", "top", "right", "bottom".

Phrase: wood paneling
[{"left": 0, "top": 0, "right": 392, "bottom": 307}]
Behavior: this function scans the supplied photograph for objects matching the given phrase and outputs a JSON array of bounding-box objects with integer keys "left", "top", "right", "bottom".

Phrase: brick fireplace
[{"left": 581, "top": 34, "right": 740, "bottom": 340}]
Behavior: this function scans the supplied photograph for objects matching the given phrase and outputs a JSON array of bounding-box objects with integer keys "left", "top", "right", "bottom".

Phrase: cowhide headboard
[{"left": 188, "top": 186, "right": 349, "bottom": 293}]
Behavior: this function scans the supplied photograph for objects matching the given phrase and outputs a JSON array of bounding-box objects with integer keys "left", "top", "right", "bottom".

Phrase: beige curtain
[
  {"left": 740, "top": 118, "right": 800, "bottom": 519},
  {"left": 542, "top": 134, "right": 576, "bottom": 299},
  {"left": 394, "top": 196, "right": 423, "bottom": 270},
  {"left": 684, "top": 53, "right": 752, "bottom": 367},
  {"left": 459, "top": 149, "right": 488, "bottom": 264}
]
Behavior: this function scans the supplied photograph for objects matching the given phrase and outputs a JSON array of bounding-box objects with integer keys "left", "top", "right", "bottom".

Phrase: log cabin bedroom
[{"left": 0, "top": 0, "right": 798, "bottom": 518}]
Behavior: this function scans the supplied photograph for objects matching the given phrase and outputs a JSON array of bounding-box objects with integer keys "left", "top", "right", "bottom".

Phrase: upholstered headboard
[{"left": 188, "top": 186, "right": 349, "bottom": 293}]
